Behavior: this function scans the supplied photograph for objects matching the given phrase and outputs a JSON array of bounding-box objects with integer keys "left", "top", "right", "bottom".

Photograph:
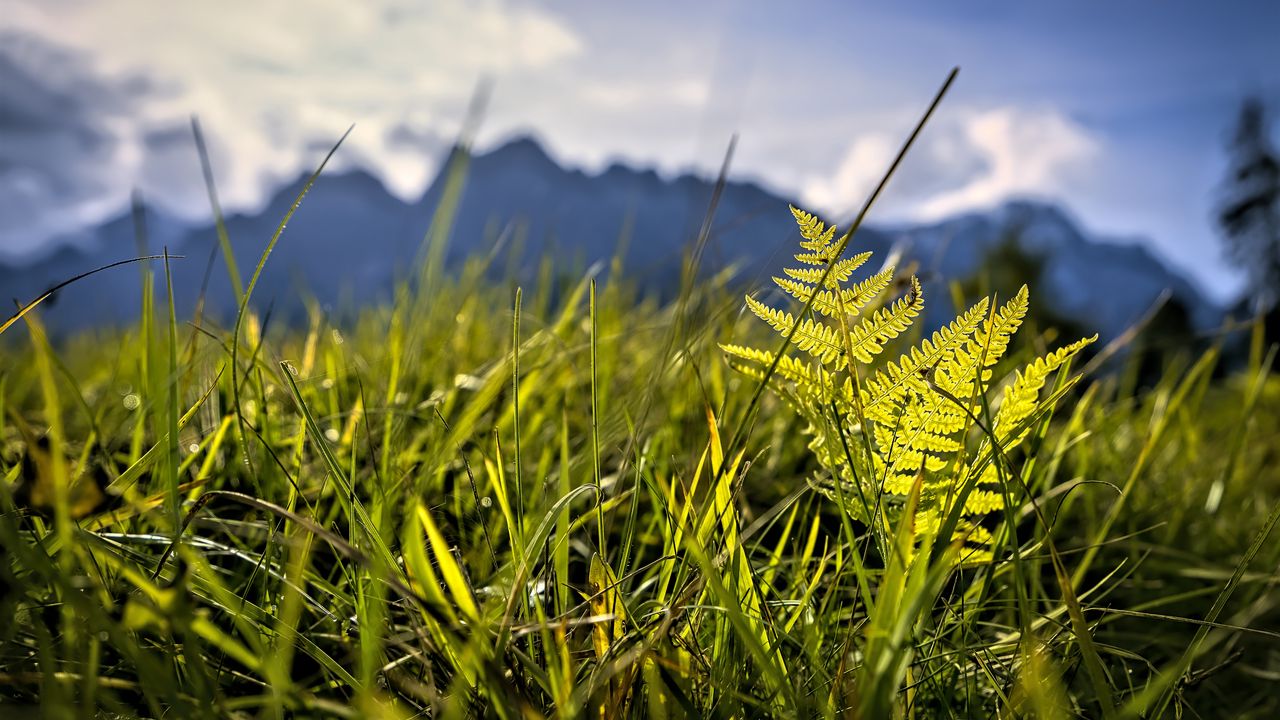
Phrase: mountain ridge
[{"left": 0, "top": 135, "right": 1217, "bottom": 339}]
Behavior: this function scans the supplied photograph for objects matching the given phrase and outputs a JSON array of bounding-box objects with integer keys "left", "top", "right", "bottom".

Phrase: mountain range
[{"left": 0, "top": 135, "right": 1219, "bottom": 340}]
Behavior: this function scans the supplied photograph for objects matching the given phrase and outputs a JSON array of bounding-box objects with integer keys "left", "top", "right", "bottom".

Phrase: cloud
[
  {"left": 0, "top": 0, "right": 1240, "bottom": 301},
  {"left": 3, "top": 0, "right": 583, "bottom": 255},
  {"left": 0, "top": 32, "right": 149, "bottom": 257},
  {"left": 914, "top": 107, "right": 1100, "bottom": 219},
  {"left": 801, "top": 107, "right": 1098, "bottom": 222},
  {"left": 578, "top": 78, "right": 710, "bottom": 112},
  {"left": 798, "top": 134, "right": 897, "bottom": 215}
]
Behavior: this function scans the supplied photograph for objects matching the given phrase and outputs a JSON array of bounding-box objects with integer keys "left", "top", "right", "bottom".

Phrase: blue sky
[{"left": 3, "top": 0, "right": 1278, "bottom": 301}]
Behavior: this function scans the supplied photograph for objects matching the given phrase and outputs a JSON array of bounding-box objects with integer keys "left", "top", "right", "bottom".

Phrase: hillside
[{"left": 0, "top": 136, "right": 1216, "bottom": 338}]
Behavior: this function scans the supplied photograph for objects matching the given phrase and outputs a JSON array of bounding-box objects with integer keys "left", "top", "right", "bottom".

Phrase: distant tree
[{"left": 1218, "top": 98, "right": 1280, "bottom": 311}]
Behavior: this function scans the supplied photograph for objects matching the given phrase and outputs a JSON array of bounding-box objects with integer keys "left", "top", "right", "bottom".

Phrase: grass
[{"left": 2, "top": 90, "right": 1280, "bottom": 718}]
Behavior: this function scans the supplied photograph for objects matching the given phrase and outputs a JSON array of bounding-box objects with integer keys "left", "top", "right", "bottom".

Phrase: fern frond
[
  {"left": 878, "top": 288, "right": 1031, "bottom": 460},
  {"left": 720, "top": 343, "right": 851, "bottom": 405},
  {"left": 771, "top": 267, "right": 891, "bottom": 319},
  {"left": 781, "top": 253, "right": 872, "bottom": 287},
  {"left": 789, "top": 205, "right": 838, "bottom": 251},
  {"left": 863, "top": 297, "right": 990, "bottom": 419},
  {"left": 843, "top": 276, "right": 924, "bottom": 364},
  {"left": 845, "top": 267, "right": 896, "bottom": 310},
  {"left": 882, "top": 472, "right": 918, "bottom": 496},
  {"left": 743, "top": 294, "right": 794, "bottom": 334},
  {"left": 849, "top": 265, "right": 901, "bottom": 307},
  {"left": 719, "top": 342, "right": 779, "bottom": 368},
  {"left": 977, "top": 285, "right": 1029, "bottom": 369},
  {"left": 771, "top": 276, "right": 830, "bottom": 311},
  {"left": 793, "top": 252, "right": 835, "bottom": 266},
  {"left": 890, "top": 447, "right": 951, "bottom": 476},
  {"left": 902, "top": 400, "right": 969, "bottom": 436},
  {"left": 872, "top": 400, "right": 965, "bottom": 453},
  {"left": 743, "top": 296, "right": 846, "bottom": 366},
  {"left": 912, "top": 512, "right": 997, "bottom": 564},
  {"left": 992, "top": 334, "right": 1097, "bottom": 446},
  {"left": 906, "top": 429, "right": 964, "bottom": 454},
  {"left": 929, "top": 288, "right": 1028, "bottom": 398},
  {"left": 962, "top": 489, "right": 1004, "bottom": 515},
  {"left": 724, "top": 205, "right": 1097, "bottom": 571}
]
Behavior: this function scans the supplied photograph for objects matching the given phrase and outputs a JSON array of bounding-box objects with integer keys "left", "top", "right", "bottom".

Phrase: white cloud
[
  {"left": 4, "top": 0, "right": 583, "bottom": 254},
  {"left": 579, "top": 78, "right": 710, "bottom": 112},
  {"left": 799, "top": 134, "right": 897, "bottom": 216},
  {"left": 914, "top": 107, "right": 1099, "bottom": 218},
  {"left": 801, "top": 106, "right": 1099, "bottom": 222}
]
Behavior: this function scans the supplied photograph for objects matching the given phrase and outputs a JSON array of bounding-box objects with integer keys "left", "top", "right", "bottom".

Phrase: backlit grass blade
[
  {"left": 417, "top": 502, "right": 481, "bottom": 623},
  {"left": 279, "top": 362, "right": 399, "bottom": 574},
  {"left": 0, "top": 255, "right": 176, "bottom": 338},
  {"left": 230, "top": 127, "right": 352, "bottom": 476},
  {"left": 191, "top": 116, "right": 244, "bottom": 303}
]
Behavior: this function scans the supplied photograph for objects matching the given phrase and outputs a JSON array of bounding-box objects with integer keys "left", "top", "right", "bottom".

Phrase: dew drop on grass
[
  {"left": 480, "top": 496, "right": 492, "bottom": 509},
  {"left": 321, "top": 378, "right": 335, "bottom": 390},
  {"left": 284, "top": 362, "right": 299, "bottom": 376},
  {"left": 188, "top": 443, "right": 200, "bottom": 454},
  {"left": 123, "top": 394, "right": 140, "bottom": 411},
  {"left": 324, "top": 428, "right": 340, "bottom": 443}
]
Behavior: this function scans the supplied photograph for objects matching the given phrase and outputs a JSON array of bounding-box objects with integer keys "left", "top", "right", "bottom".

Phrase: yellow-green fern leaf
[
  {"left": 793, "top": 317, "right": 849, "bottom": 367},
  {"left": 993, "top": 334, "right": 1097, "bottom": 446},
  {"left": 901, "top": 400, "right": 969, "bottom": 436},
  {"left": 771, "top": 272, "right": 890, "bottom": 319},
  {"left": 719, "top": 342, "right": 776, "bottom": 368},
  {"left": 723, "top": 205, "right": 1097, "bottom": 572},
  {"left": 962, "top": 489, "right": 1004, "bottom": 515},
  {"left": 790, "top": 205, "right": 838, "bottom": 251},
  {"left": 843, "top": 276, "right": 924, "bottom": 364},
  {"left": 974, "top": 464, "right": 1000, "bottom": 486},
  {"left": 862, "top": 297, "right": 990, "bottom": 418},
  {"left": 793, "top": 251, "right": 837, "bottom": 266},
  {"left": 743, "top": 296, "right": 846, "bottom": 366},
  {"left": 976, "top": 285, "right": 1029, "bottom": 369},
  {"left": 906, "top": 430, "right": 964, "bottom": 454},
  {"left": 845, "top": 267, "right": 896, "bottom": 311},
  {"left": 879, "top": 289, "right": 1030, "bottom": 460},
  {"left": 882, "top": 472, "right": 918, "bottom": 496},
  {"left": 912, "top": 513, "right": 996, "bottom": 563},
  {"left": 771, "top": 276, "right": 837, "bottom": 313},
  {"left": 930, "top": 288, "right": 1028, "bottom": 396},
  {"left": 781, "top": 253, "right": 872, "bottom": 287},
  {"left": 720, "top": 343, "right": 849, "bottom": 405}
]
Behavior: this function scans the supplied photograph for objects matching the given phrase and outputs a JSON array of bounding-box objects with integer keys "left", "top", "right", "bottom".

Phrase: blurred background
[{"left": 2, "top": 0, "right": 1278, "bottom": 338}]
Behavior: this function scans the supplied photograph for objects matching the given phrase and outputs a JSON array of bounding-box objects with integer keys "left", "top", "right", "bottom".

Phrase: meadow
[{"left": 2, "top": 97, "right": 1279, "bottom": 718}]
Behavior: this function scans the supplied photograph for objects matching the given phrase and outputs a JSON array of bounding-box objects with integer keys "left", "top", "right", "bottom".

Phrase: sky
[{"left": 3, "top": 0, "right": 1278, "bottom": 301}]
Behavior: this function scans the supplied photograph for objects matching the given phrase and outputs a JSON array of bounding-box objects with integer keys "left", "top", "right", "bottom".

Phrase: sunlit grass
[
  {"left": 2, "top": 217, "right": 1278, "bottom": 717},
  {"left": 2, "top": 75, "right": 1278, "bottom": 718}
]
